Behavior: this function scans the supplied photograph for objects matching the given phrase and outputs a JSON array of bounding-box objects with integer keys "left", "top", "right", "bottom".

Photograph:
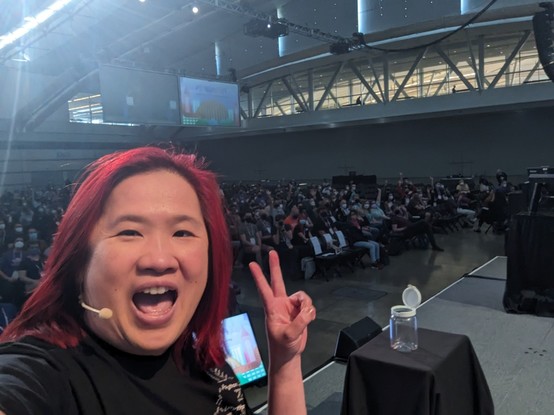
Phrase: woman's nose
[{"left": 137, "top": 237, "right": 179, "bottom": 274}]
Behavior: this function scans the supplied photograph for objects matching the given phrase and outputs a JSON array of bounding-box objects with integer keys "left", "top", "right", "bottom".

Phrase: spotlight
[
  {"left": 352, "top": 32, "right": 366, "bottom": 46},
  {"left": 330, "top": 41, "right": 351, "bottom": 55},
  {"left": 244, "top": 18, "right": 289, "bottom": 39},
  {"left": 192, "top": 5, "right": 199, "bottom": 14}
]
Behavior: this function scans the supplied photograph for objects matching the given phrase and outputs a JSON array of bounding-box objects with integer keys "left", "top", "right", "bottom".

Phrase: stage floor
[
  {"left": 256, "top": 255, "right": 554, "bottom": 415},
  {"left": 468, "top": 255, "right": 507, "bottom": 280}
]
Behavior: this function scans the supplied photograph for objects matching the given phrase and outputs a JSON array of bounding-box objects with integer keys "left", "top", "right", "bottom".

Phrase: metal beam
[
  {"left": 196, "top": 0, "right": 345, "bottom": 44},
  {"left": 465, "top": 30, "right": 483, "bottom": 91},
  {"left": 523, "top": 60, "right": 541, "bottom": 84},
  {"left": 490, "top": 30, "right": 531, "bottom": 88},
  {"left": 434, "top": 45, "right": 475, "bottom": 91},
  {"left": 315, "top": 63, "right": 344, "bottom": 111},
  {"left": 253, "top": 80, "right": 273, "bottom": 118},
  {"left": 348, "top": 61, "right": 382, "bottom": 103},
  {"left": 282, "top": 77, "right": 308, "bottom": 112},
  {"left": 391, "top": 48, "right": 426, "bottom": 102}
]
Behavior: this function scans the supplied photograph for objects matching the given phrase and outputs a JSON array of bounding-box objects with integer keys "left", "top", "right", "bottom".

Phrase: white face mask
[
  {"left": 363, "top": 204, "right": 370, "bottom": 209},
  {"left": 14, "top": 241, "right": 24, "bottom": 249},
  {"left": 15, "top": 227, "right": 23, "bottom": 233},
  {"left": 0, "top": 224, "right": 5, "bottom": 230}
]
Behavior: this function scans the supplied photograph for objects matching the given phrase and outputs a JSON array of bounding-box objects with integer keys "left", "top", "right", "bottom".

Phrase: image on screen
[
  {"left": 179, "top": 77, "right": 240, "bottom": 127},
  {"left": 222, "top": 313, "right": 267, "bottom": 386},
  {"left": 100, "top": 65, "right": 180, "bottom": 125}
]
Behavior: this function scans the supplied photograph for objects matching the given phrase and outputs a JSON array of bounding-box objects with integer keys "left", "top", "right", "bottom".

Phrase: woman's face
[{"left": 82, "top": 170, "right": 209, "bottom": 355}]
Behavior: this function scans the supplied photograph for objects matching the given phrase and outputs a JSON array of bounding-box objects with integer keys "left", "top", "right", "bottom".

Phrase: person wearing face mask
[
  {"left": 239, "top": 212, "right": 264, "bottom": 266},
  {"left": 30, "top": 207, "right": 53, "bottom": 243},
  {"left": 271, "top": 201, "right": 285, "bottom": 222},
  {"left": 19, "top": 206, "right": 34, "bottom": 228},
  {"left": 15, "top": 246, "right": 44, "bottom": 304},
  {"left": 25, "top": 228, "right": 48, "bottom": 253},
  {"left": 9, "top": 224, "right": 25, "bottom": 249},
  {"left": 0, "top": 238, "right": 26, "bottom": 315},
  {"left": 256, "top": 212, "right": 277, "bottom": 249},
  {"left": 298, "top": 208, "right": 314, "bottom": 231},
  {"left": 0, "top": 221, "right": 7, "bottom": 252},
  {"left": 335, "top": 199, "right": 351, "bottom": 222}
]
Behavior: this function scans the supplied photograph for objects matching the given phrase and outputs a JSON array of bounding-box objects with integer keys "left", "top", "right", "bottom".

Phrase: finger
[
  {"left": 249, "top": 261, "right": 273, "bottom": 309},
  {"left": 268, "top": 250, "right": 287, "bottom": 298},
  {"left": 289, "top": 291, "right": 313, "bottom": 310},
  {"left": 286, "top": 305, "right": 316, "bottom": 340}
]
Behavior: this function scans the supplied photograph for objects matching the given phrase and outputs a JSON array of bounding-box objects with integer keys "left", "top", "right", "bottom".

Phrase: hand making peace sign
[{"left": 249, "top": 250, "right": 316, "bottom": 368}]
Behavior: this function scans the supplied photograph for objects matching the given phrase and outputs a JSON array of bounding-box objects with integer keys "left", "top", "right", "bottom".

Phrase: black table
[
  {"left": 340, "top": 328, "right": 494, "bottom": 415},
  {"left": 503, "top": 212, "right": 554, "bottom": 316}
]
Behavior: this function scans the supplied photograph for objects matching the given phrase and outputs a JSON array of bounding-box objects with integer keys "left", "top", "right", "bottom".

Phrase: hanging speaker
[
  {"left": 334, "top": 317, "right": 382, "bottom": 361},
  {"left": 533, "top": 4, "right": 554, "bottom": 82}
]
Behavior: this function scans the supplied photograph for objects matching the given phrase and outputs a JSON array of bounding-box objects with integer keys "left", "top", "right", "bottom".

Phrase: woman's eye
[
  {"left": 118, "top": 229, "right": 141, "bottom": 237},
  {"left": 174, "top": 230, "right": 193, "bottom": 237}
]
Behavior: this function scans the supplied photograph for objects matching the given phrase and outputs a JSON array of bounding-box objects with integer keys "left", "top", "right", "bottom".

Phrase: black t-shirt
[
  {"left": 17, "top": 258, "right": 43, "bottom": 281},
  {"left": 0, "top": 335, "right": 253, "bottom": 415}
]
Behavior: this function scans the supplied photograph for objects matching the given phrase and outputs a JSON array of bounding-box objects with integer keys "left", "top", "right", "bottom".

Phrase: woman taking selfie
[{"left": 0, "top": 147, "right": 315, "bottom": 415}]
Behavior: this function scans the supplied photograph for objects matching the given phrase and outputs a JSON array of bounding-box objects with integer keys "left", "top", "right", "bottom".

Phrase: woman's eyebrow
[{"left": 110, "top": 214, "right": 203, "bottom": 227}]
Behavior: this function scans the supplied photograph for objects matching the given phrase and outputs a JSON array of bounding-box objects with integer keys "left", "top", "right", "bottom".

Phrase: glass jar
[{"left": 390, "top": 305, "right": 418, "bottom": 352}]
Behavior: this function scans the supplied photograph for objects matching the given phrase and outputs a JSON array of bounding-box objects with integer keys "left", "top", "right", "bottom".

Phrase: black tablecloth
[
  {"left": 503, "top": 212, "right": 554, "bottom": 316},
  {"left": 340, "top": 328, "right": 494, "bottom": 415}
]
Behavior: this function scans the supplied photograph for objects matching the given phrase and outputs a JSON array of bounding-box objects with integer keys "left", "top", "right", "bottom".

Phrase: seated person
[
  {"left": 297, "top": 208, "right": 314, "bottom": 233},
  {"left": 406, "top": 193, "right": 428, "bottom": 219},
  {"left": 456, "top": 179, "right": 470, "bottom": 194},
  {"left": 312, "top": 208, "right": 336, "bottom": 237},
  {"left": 390, "top": 209, "right": 444, "bottom": 252},
  {"left": 342, "top": 212, "right": 383, "bottom": 269},
  {"left": 239, "top": 212, "right": 271, "bottom": 266},
  {"left": 456, "top": 193, "right": 476, "bottom": 226},
  {"left": 352, "top": 209, "right": 379, "bottom": 241},
  {"left": 25, "top": 227, "right": 48, "bottom": 253},
  {"left": 256, "top": 211, "right": 277, "bottom": 249},
  {"left": 283, "top": 205, "right": 300, "bottom": 230},
  {"left": 335, "top": 199, "right": 351, "bottom": 223}
]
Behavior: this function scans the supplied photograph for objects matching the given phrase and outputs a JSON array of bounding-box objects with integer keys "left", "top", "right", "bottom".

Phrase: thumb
[{"left": 283, "top": 306, "right": 316, "bottom": 341}]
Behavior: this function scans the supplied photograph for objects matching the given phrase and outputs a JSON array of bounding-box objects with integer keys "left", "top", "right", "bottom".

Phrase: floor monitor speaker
[{"left": 334, "top": 317, "right": 382, "bottom": 361}]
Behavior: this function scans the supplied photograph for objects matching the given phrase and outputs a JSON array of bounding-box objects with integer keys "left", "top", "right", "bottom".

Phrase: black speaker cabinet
[
  {"left": 533, "top": 8, "right": 554, "bottom": 82},
  {"left": 334, "top": 317, "right": 382, "bottom": 361}
]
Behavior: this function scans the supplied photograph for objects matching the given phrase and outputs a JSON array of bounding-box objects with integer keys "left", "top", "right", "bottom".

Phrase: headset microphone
[{"left": 80, "top": 300, "right": 114, "bottom": 320}]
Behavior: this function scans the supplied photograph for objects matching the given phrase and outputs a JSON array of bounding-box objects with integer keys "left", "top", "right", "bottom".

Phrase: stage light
[
  {"left": 330, "top": 41, "right": 351, "bottom": 55},
  {"left": 192, "top": 6, "right": 199, "bottom": 14},
  {"left": 244, "top": 18, "right": 289, "bottom": 39}
]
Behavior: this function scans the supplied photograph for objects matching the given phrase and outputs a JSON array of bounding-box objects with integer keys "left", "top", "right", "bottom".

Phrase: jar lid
[
  {"left": 402, "top": 284, "right": 422, "bottom": 309},
  {"left": 391, "top": 305, "right": 416, "bottom": 317}
]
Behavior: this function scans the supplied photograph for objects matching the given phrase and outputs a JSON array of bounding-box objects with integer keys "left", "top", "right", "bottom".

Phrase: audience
[{"left": 0, "top": 172, "right": 515, "bottom": 328}]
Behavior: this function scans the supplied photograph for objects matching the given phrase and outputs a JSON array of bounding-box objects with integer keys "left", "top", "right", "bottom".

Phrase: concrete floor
[{"left": 235, "top": 227, "right": 506, "bottom": 409}]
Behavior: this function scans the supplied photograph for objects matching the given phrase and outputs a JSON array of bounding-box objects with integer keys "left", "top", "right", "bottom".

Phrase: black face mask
[{"left": 292, "top": 214, "right": 299, "bottom": 219}]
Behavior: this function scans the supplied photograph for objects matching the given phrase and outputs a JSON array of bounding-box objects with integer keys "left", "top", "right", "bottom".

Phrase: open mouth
[{"left": 132, "top": 287, "right": 177, "bottom": 315}]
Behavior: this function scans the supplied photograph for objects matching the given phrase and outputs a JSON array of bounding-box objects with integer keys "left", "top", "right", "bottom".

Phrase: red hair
[{"left": 1, "top": 147, "right": 232, "bottom": 369}]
